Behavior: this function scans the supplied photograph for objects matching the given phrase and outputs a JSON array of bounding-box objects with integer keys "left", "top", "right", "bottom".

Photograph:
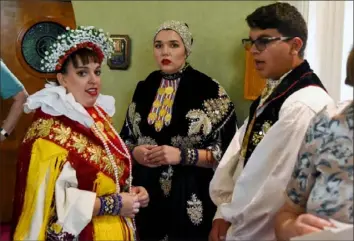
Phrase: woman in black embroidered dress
[{"left": 120, "top": 20, "right": 237, "bottom": 241}]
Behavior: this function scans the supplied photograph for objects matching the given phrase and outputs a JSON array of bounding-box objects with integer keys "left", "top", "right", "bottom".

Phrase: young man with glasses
[{"left": 209, "top": 2, "right": 334, "bottom": 241}]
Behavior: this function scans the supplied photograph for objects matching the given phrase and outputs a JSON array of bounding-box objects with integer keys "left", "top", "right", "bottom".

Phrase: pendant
[
  {"left": 159, "top": 165, "right": 173, "bottom": 197},
  {"left": 165, "top": 86, "right": 174, "bottom": 95}
]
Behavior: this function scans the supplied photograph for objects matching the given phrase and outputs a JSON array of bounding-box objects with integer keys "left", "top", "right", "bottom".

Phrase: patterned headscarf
[{"left": 154, "top": 20, "right": 193, "bottom": 56}]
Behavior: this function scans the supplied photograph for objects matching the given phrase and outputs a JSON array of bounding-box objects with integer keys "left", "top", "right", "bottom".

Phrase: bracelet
[
  {"left": 98, "top": 193, "right": 122, "bottom": 216},
  {"left": 180, "top": 148, "right": 199, "bottom": 166},
  {"left": 206, "top": 150, "right": 213, "bottom": 164},
  {"left": 0, "top": 128, "right": 9, "bottom": 138}
]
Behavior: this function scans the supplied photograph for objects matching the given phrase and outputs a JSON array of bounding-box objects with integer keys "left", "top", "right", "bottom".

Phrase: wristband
[
  {"left": 180, "top": 148, "right": 199, "bottom": 166},
  {"left": 98, "top": 193, "right": 122, "bottom": 216}
]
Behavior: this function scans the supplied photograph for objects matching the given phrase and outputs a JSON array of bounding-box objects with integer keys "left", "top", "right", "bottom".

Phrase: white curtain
[{"left": 280, "top": 1, "right": 353, "bottom": 102}]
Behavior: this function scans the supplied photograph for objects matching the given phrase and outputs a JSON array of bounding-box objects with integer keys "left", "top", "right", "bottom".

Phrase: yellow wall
[{"left": 72, "top": 1, "right": 273, "bottom": 128}]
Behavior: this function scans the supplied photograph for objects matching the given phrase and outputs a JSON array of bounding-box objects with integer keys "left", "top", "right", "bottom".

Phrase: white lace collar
[{"left": 24, "top": 82, "right": 115, "bottom": 128}]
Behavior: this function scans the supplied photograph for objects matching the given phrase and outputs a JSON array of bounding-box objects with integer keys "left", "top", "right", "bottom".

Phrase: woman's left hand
[
  {"left": 145, "top": 145, "right": 181, "bottom": 165},
  {"left": 131, "top": 186, "right": 150, "bottom": 208}
]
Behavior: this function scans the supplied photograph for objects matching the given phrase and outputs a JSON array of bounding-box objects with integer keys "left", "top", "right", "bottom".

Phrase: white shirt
[{"left": 210, "top": 85, "right": 334, "bottom": 241}]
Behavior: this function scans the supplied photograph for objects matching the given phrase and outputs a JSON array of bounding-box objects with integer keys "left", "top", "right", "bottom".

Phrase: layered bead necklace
[
  {"left": 147, "top": 63, "right": 189, "bottom": 132},
  {"left": 90, "top": 105, "right": 136, "bottom": 240}
]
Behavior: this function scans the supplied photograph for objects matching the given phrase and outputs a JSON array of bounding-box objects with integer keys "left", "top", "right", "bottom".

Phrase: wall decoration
[
  {"left": 243, "top": 50, "right": 266, "bottom": 100},
  {"left": 21, "top": 21, "right": 66, "bottom": 74},
  {"left": 107, "top": 34, "right": 131, "bottom": 70}
]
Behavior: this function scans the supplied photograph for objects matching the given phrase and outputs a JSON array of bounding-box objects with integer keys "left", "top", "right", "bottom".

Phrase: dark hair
[
  {"left": 50, "top": 48, "right": 100, "bottom": 85},
  {"left": 246, "top": 2, "right": 308, "bottom": 58},
  {"left": 345, "top": 45, "right": 354, "bottom": 86},
  {"left": 58, "top": 48, "right": 100, "bottom": 74}
]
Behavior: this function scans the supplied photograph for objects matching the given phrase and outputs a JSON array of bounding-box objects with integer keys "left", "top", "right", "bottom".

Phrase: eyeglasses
[{"left": 242, "top": 37, "right": 293, "bottom": 52}]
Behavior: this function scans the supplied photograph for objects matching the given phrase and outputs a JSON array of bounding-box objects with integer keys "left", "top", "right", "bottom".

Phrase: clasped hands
[
  {"left": 115, "top": 186, "right": 149, "bottom": 218},
  {"left": 133, "top": 144, "right": 181, "bottom": 167}
]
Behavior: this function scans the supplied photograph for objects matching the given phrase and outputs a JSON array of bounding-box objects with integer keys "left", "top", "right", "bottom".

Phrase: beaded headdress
[
  {"left": 154, "top": 20, "right": 193, "bottom": 56},
  {"left": 41, "top": 26, "right": 114, "bottom": 72}
]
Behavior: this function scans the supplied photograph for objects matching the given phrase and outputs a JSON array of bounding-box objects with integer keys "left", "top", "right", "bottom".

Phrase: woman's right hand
[
  {"left": 132, "top": 145, "right": 160, "bottom": 168},
  {"left": 119, "top": 192, "right": 140, "bottom": 218},
  {"left": 292, "top": 213, "right": 334, "bottom": 236}
]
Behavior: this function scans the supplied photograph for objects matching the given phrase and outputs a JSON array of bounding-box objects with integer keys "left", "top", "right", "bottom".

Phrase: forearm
[
  {"left": 2, "top": 90, "right": 27, "bottom": 134},
  {"left": 275, "top": 211, "right": 300, "bottom": 241},
  {"left": 92, "top": 197, "right": 101, "bottom": 216}
]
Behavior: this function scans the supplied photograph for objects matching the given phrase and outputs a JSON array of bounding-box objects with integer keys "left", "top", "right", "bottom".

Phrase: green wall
[{"left": 72, "top": 1, "right": 273, "bottom": 129}]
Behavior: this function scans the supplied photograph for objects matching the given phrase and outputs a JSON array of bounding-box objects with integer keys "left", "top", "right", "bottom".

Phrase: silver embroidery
[
  {"left": 160, "top": 235, "right": 169, "bottom": 241},
  {"left": 171, "top": 135, "right": 201, "bottom": 149},
  {"left": 204, "top": 98, "right": 231, "bottom": 125},
  {"left": 125, "top": 139, "right": 136, "bottom": 151},
  {"left": 218, "top": 85, "right": 227, "bottom": 97},
  {"left": 186, "top": 110, "right": 212, "bottom": 137},
  {"left": 211, "top": 79, "right": 227, "bottom": 97},
  {"left": 185, "top": 82, "right": 232, "bottom": 137},
  {"left": 159, "top": 165, "right": 173, "bottom": 197},
  {"left": 156, "top": 20, "right": 192, "bottom": 56},
  {"left": 187, "top": 193, "right": 203, "bottom": 225},
  {"left": 128, "top": 102, "right": 142, "bottom": 137},
  {"left": 128, "top": 102, "right": 158, "bottom": 147},
  {"left": 207, "top": 145, "right": 222, "bottom": 162},
  {"left": 137, "top": 136, "right": 158, "bottom": 146}
]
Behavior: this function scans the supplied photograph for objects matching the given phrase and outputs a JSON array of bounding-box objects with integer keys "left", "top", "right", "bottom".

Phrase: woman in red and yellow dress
[{"left": 11, "top": 26, "right": 149, "bottom": 241}]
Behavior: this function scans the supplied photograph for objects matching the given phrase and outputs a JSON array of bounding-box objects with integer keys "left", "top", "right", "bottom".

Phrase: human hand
[
  {"left": 119, "top": 192, "right": 140, "bottom": 218},
  {"left": 145, "top": 145, "right": 181, "bottom": 165},
  {"left": 131, "top": 186, "right": 149, "bottom": 207},
  {"left": 132, "top": 145, "right": 160, "bottom": 168},
  {"left": 209, "top": 218, "right": 231, "bottom": 241},
  {"left": 292, "top": 213, "right": 334, "bottom": 236}
]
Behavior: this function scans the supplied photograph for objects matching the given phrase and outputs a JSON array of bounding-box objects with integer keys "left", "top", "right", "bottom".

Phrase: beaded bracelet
[
  {"left": 98, "top": 193, "right": 123, "bottom": 216},
  {"left": 180, "top": 148, "right": 199, "bottom": 166}
]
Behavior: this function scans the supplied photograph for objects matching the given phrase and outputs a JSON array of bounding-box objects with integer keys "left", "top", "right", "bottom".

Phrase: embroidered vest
[{"left": 242, "top": 61, "right": 326, "bottom": 166}]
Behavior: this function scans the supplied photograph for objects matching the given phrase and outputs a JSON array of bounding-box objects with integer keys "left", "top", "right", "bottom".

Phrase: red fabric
[
  {"left": 11, "top": 140, "right": 36, "bottom": 239},
  {"left": 11, "top": 108, "right": 131, "bottom": 239},
  {"left": 85, "top": 106, "right": 131, "bottom": 186},
  {"left": 78, "top": 222, "right": 94, "bottom": 241},
  {"left": 0, "top": 224, "right": 10, "bottom": 241},
  {"left": 67, "top": 151, "right": 98, "bottom": 191}
]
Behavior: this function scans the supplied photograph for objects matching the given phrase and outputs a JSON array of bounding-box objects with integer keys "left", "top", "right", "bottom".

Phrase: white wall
[
  {"left": 340, "top": 0, "right": 353, "bottom": 101},
  {"left": 281, "top": 1, "right": 353, "bottom": 102}
]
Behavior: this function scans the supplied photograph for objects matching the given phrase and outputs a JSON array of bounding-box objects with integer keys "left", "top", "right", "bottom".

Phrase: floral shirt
[{"left": 286, "top": 101, "right": 354, "bottom": 223}]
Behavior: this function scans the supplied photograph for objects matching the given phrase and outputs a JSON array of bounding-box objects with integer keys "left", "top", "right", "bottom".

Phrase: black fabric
[
  {"left": 120, "top": 66, "right": 237, "bottom": 241},
  {"left": 160, "top": 63, "right": 189, "bottom": 80},
  {"left": 243, "top": 60, "right": 326, "bottom": 166}
]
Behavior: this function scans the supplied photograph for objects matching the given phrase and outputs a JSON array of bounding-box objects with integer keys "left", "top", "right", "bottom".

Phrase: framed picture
[{"left": 107, "top": 35, "right": 131, "bottom": 70}]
